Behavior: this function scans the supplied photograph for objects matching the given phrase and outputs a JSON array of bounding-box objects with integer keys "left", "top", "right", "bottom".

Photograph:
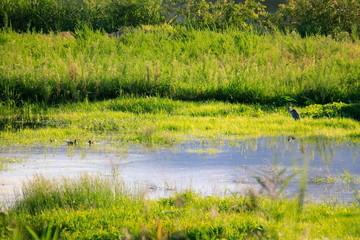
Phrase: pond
[{"left": 0, "top": 136, "right": 359, "bottom": 206}]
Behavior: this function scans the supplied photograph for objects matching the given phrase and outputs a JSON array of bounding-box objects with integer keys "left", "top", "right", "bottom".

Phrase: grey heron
[{"left": 288, "top": 107, "right": 300, "bottom": 120}]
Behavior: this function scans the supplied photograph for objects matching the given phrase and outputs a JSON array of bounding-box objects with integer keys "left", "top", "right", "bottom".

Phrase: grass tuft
[
  {"left": 1, "top": 176, "right": 359, "bottom": 239},
  {"left": 13, "top": 174, "right": 128, "bottom": 215}
]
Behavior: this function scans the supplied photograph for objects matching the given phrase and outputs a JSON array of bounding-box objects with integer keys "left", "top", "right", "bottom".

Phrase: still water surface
[{"left": 0, "top": 136, "right": 359, "bottom": 204}]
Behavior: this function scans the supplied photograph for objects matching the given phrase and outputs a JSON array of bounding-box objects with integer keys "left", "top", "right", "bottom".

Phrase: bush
[
  {"left": 0, "top": 0, "right": 164, "bottom": 33},
  {"left": 166, "top": 0, "right": 268, "bottom": 29},
  {"left": 0, "top": 0, "right": 269, "bottom": 32},
  {"left": 302, "top": 102, "right": 360, "bottom": 120},
  {"left": 105, "top": 0, "right": 164, "bottom": 29},
  {"left": 271, "top": 0, "right": 360, "bottom": 36}
]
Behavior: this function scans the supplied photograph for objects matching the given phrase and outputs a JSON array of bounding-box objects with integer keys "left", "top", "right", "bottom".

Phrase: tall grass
[
  {"left": 0, "top": 26, "right": 359, "bottom": 106},
  {"left": 2, "top": 175, "right": 360, "bottom": 239},
  {"left": 12, "top": 175, "right": 128, "bottom": 215}
]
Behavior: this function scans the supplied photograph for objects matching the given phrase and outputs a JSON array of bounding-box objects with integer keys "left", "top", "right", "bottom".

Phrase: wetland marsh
[
  {"left": 0, "top": 27, "right": 359, "bottom": 239},
  {"left": 1, "top": 98, "right": 359, "bottom": 239}
]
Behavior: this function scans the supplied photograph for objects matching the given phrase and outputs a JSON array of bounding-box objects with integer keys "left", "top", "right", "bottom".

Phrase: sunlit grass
[
  {"left": 1, "top": 175, "right": 359, "bottom": 239},
  {"left": 0, "top": 112, "right": 358, "bottom": 146},
  {"left": 0, "top": 26, "right": 359, "bottom": 240},
  {"left": 0, "top": 27, "right": 359, "bottom": 105},
  {"left": 1, "top": 98, "right": 359, "bottom": 148}
]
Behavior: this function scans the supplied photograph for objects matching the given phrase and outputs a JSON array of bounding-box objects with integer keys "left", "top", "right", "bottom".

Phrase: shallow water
[{"left": 0, "top": 136, "right": 359, "bottom": 206}]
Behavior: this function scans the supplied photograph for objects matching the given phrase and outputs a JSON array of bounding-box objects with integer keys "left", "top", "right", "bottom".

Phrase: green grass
[
  {"left": 1, "top": 175, "right": 359, "bottom": 239},
  {"left": 0, "top": 27, "right": 359, "bottom": 105},
  {"left": 1, "top": 24, "right": 359, "bottom": 240},
  {"left": 0, "top": 98, "right": 359, "bottom": 148}
]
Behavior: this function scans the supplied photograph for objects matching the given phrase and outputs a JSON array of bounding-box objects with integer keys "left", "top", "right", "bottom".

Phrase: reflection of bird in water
[
  {"left": 66, "top": 139, "right": 77, "bottom": 146},
  {"left": 287, "top": 136, "right": 296, "bottom": 142},
  {"left": 288, "top": 107, "right": 300, "bottom": 120},
  {"left": 300, "top": 143, "right": 305, "bottom": 154}
]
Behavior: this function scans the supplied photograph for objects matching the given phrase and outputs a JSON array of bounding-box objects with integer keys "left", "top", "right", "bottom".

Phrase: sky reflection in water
[{"left": 0, "top": 136, "right": 359, "bottom": 204}]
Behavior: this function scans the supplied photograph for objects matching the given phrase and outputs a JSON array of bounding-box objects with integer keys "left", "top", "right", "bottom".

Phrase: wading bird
[{"left": 288, "top": 107, "right": 300, "bottom": 120}]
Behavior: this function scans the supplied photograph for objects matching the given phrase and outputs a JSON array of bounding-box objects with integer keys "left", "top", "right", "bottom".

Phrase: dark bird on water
[
  {"left": 287, "top": 136, "right": 296, "bottom": 142},
  {"left": 66, "top": 139, "right": 77, "bottom": 145},
  {"left": 88, "top": 140, "right": 96, "bottom": 145},
  {"left": 288, "top": 107, "right": 300, "bottom": 120}
]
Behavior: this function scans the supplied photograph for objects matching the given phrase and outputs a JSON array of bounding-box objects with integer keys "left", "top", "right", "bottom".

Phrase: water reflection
[{"left": 0, "top": 136, "right": 358, "bottom": 205}]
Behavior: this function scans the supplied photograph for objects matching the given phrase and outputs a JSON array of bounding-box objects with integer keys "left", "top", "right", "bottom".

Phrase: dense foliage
[
  {"left": 272, "top": 0, "right": 360, "bottom": 36},
  {"left": 165, "top": 0, "right": 267, "bottom": 29},
  {"left": 0, "top": 0, "right": 267, "bottom": 33},
  {"left": 0, "top": 0, "right": 165, "bottom": 32},
  {"left": 0, "top": 0, "right": 359, "bottom": 35}
]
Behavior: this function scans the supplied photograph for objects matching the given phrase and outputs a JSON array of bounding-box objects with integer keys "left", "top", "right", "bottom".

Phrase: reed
[
  {"left": 0, "top": 27, "right": 359, "bottom": 106},
  {"left": 1, "top": 175, "right": 359, "bottom": 239},
  {"left": 12, "top": 174, "right": 129, "bottom": 216}
]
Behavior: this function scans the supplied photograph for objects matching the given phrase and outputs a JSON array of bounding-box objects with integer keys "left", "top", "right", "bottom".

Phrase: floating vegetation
[
  {"left": 186, "top": 148, "right": 222, "bottom": 155},
  {"left": 0, "top": 157, "right": 23, "bottom": 170}
]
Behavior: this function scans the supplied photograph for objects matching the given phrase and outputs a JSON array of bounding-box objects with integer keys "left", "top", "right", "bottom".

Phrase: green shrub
[
  {"left": 0, "top": 0, "right": 268, "bottom": 32},
  {"left": 105, "top": 0, "right": 164, "bottom": 28},
  {"left": 0, "top": 0, "right": 165, "bottom": 33},
  {"left": 271, "top": 0, "right": 360, "bottom": 36},
  {"left": 166, "top": 0, "right": 268, "bottom": 29},
  {"left": 303, "top": 102, "right": 360, "bottom": 120}
]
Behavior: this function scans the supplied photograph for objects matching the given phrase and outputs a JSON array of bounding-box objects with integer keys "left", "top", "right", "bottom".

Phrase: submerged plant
[
  {"left": 251, "top": 166, "right": 299, "bottom": 199},
  {"left": 342, "top": 170, "right": 360, "bottom": 204}
]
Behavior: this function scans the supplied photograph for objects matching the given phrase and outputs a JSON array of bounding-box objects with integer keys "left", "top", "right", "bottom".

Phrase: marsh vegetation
[
  {"left": 0, "top": 173, "right": 358, "bottom": 239},
  {"left": 0, "top": 0, "right": 360, "bottom": 238},
  {"left": 1, "top": 27, "right": 359, "bottom": 105}
]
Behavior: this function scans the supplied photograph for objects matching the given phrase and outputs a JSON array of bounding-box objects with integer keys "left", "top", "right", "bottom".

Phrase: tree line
[{"left": 0, "top": 0, "right": 359, "bottom": 36}]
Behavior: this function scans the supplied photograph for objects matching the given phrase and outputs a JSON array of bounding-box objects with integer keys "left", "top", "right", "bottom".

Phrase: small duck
[
  {"left": 287, "top": 136, "right": 296, "bottom": 142},
  {"left": 65, "top": 139, "right": 77, "bottom": 146},
  {"left": 88, "top": 140, "right": 96, "bottom": 145},
  {"left": 50, "top": 138, "right": 58, "bottom": 143}
]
